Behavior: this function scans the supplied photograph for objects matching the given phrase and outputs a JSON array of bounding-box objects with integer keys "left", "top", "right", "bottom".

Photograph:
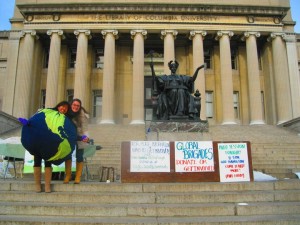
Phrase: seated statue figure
[{"left": 150, "top": 60, "right": 205, "bottom": 120}]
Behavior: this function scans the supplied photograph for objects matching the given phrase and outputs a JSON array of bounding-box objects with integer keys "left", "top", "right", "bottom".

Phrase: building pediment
[{"left": 17, "top": 3, "right": 288, "bottom": 20}]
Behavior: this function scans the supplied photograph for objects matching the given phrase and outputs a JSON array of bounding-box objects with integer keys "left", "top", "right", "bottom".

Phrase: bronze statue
[{"left": 150, "top": 60, "right": 205, "bottom": 121}]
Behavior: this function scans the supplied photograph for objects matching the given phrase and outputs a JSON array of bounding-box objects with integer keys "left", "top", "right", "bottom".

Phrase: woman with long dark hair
[
  {"left": 63, "top": 98, "right": 89, "bottom": 184},
  {"left": 20, "top": 101, "right": 76, "bottom": 193}
]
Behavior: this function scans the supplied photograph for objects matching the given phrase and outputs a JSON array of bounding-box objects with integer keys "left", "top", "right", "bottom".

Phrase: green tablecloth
[
  {"left": 20, "top": 143, "right": 97, "bottom": 173},
  {"left": 0, "top": 143, "right": 96, "bottom": 159},
  {"left": 1, "top": 143, "right": 96, "bottom": 173},
  {"left": 0, "top": 144, "right": 26, "bottom": 159},
  {"left": 83, "top": 144, "right": 96, "bottom": 158}
]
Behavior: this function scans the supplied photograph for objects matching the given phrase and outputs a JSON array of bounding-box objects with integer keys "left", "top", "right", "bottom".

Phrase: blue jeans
[
  {"left": 65, "top": 144, "right": 84, "bottom": 163},
  {"left": 76, "top": 148, "right": 84, "bottom": 163}
]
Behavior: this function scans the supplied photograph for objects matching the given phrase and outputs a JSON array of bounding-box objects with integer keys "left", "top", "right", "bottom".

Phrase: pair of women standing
[
  {"left": 21, "top": 98, "right": 88, "bottom": 193},
  {"left": 63, "top": 98, "right": 89, "bottom": 184},
  {"left": 21, "top": 101, "right": 77, "bottom": 193}
]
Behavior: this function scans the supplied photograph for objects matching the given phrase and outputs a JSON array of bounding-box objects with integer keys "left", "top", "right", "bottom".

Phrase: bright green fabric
[{"left": 42, "top": 109, "right": 72, "bottom": 161}]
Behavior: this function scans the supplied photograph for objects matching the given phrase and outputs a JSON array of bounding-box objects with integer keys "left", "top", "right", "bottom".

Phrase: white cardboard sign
[
  {"left": 218, "top": 143, "right": 250, "bottom": 182},
  {"left": 130, "top": 141, "right": 170, "bottom": 172},
  {"left": 175, "top": 141, "right": 214, "bottom": 172}
]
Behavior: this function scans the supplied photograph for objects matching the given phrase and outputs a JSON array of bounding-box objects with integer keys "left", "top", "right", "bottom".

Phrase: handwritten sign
[
  {"left": 130, "top": 141, "right": 170, "bottom": 172},
  {"left": 218, "top": 143, "right": 250, "bottom": 182},
  {"left": 175, "top": 141, "right": 214, "bottom": 172}
]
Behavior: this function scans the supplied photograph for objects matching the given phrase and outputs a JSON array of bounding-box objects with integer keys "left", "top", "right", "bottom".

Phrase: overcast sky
[{"left": 0, "top": 0, "right": 299, "bottom": 32}]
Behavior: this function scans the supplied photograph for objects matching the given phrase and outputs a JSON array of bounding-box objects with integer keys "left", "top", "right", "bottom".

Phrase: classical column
[
  {"left": 45, "top": 30, "right": 64, "bottom": 108},
  {"left": 74, "top": 30, "right": 91, "bottom": 106},
  {"left": 2, "top": 31, "right": 22, "bottom": 115},
  {"left": 161, "top": 30, "right": 178, "bottom": 74},
  {"left": 243, "top": 32, "right": 265, "bottom": 125},
  {"left": 130, "top": 30, "right": 147, "bottom": 124},
  {"left": 13, "top": 30, "right": 37, "bottom": 118},
  {"left": 268, "top": 33, "right": 292, "bottom": 124},
  {"left": 284, "top": 34, "right": 300, "bottom": 118},
  {"left": 100, "top": 30, "right": 118, "bottom": 124},
  {"left": 216, "top": 31, "right": 236, "bottom": 125},
  {"left": 57, "top": 45, "right": 68, "bottom": 101},
  {"left": 190, "top": 31, "right": 207, "bottom": 120}
]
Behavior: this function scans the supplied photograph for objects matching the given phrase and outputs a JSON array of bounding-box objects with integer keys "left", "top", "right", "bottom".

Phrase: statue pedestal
[
  {"left": 169, "top": 115, "right": 189, "bottom": 120},
  {"left": 149, "top": 120, "right": 208, "bottom": 133}
]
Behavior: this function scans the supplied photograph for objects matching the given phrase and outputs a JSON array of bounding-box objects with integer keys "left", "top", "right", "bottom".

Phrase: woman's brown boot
[
  {"left": 33, "top": 167, "right": 42, "bottom": 192},
  {"left": 44, "top": 167, "right": 52, "bottom": 193},
  {"left": 74, "top": 162, "right": 83, "bottom": 184},
  {"left": 63, "top": 159, "right": 72, "bottom": 184}
]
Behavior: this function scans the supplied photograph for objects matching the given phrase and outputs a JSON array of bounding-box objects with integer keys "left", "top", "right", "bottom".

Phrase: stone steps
[
  {"left": 1, "top": 214, "right": 300, "bottom": 225},
  {"left": 1, "top": 190, "right": 300, "bottom": 204},
  {"left": 3, "top": 123, "right": 300, "bottom": 180},
  {"left": 1, "top": 201, "right": 300, "bottom": 217},
  {"left": 4, "top": 123, "right": 300, "bottom": 223},
  {"left": 0, "top": 180, "right": 300, "bottom": 224}
]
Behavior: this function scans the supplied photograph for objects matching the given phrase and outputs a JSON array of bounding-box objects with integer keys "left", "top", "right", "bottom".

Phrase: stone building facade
[{"left": 0, "top": 0, "right": 299, "bottom": 126}]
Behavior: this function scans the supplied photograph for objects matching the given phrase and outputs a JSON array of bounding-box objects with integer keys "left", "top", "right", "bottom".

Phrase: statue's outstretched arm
[{"left": 191, "top": 64, "right": 205, "bottom": 81}]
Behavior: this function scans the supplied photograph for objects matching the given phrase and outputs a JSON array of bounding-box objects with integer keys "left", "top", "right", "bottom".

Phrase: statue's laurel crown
[{"left": 168, "top": 60, "right": 179, "bottom": 68}]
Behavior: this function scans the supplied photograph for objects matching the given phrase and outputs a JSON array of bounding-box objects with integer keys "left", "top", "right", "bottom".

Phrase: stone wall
[{"left": 0, "top": 111, "right": 21, "bottom": 135}]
